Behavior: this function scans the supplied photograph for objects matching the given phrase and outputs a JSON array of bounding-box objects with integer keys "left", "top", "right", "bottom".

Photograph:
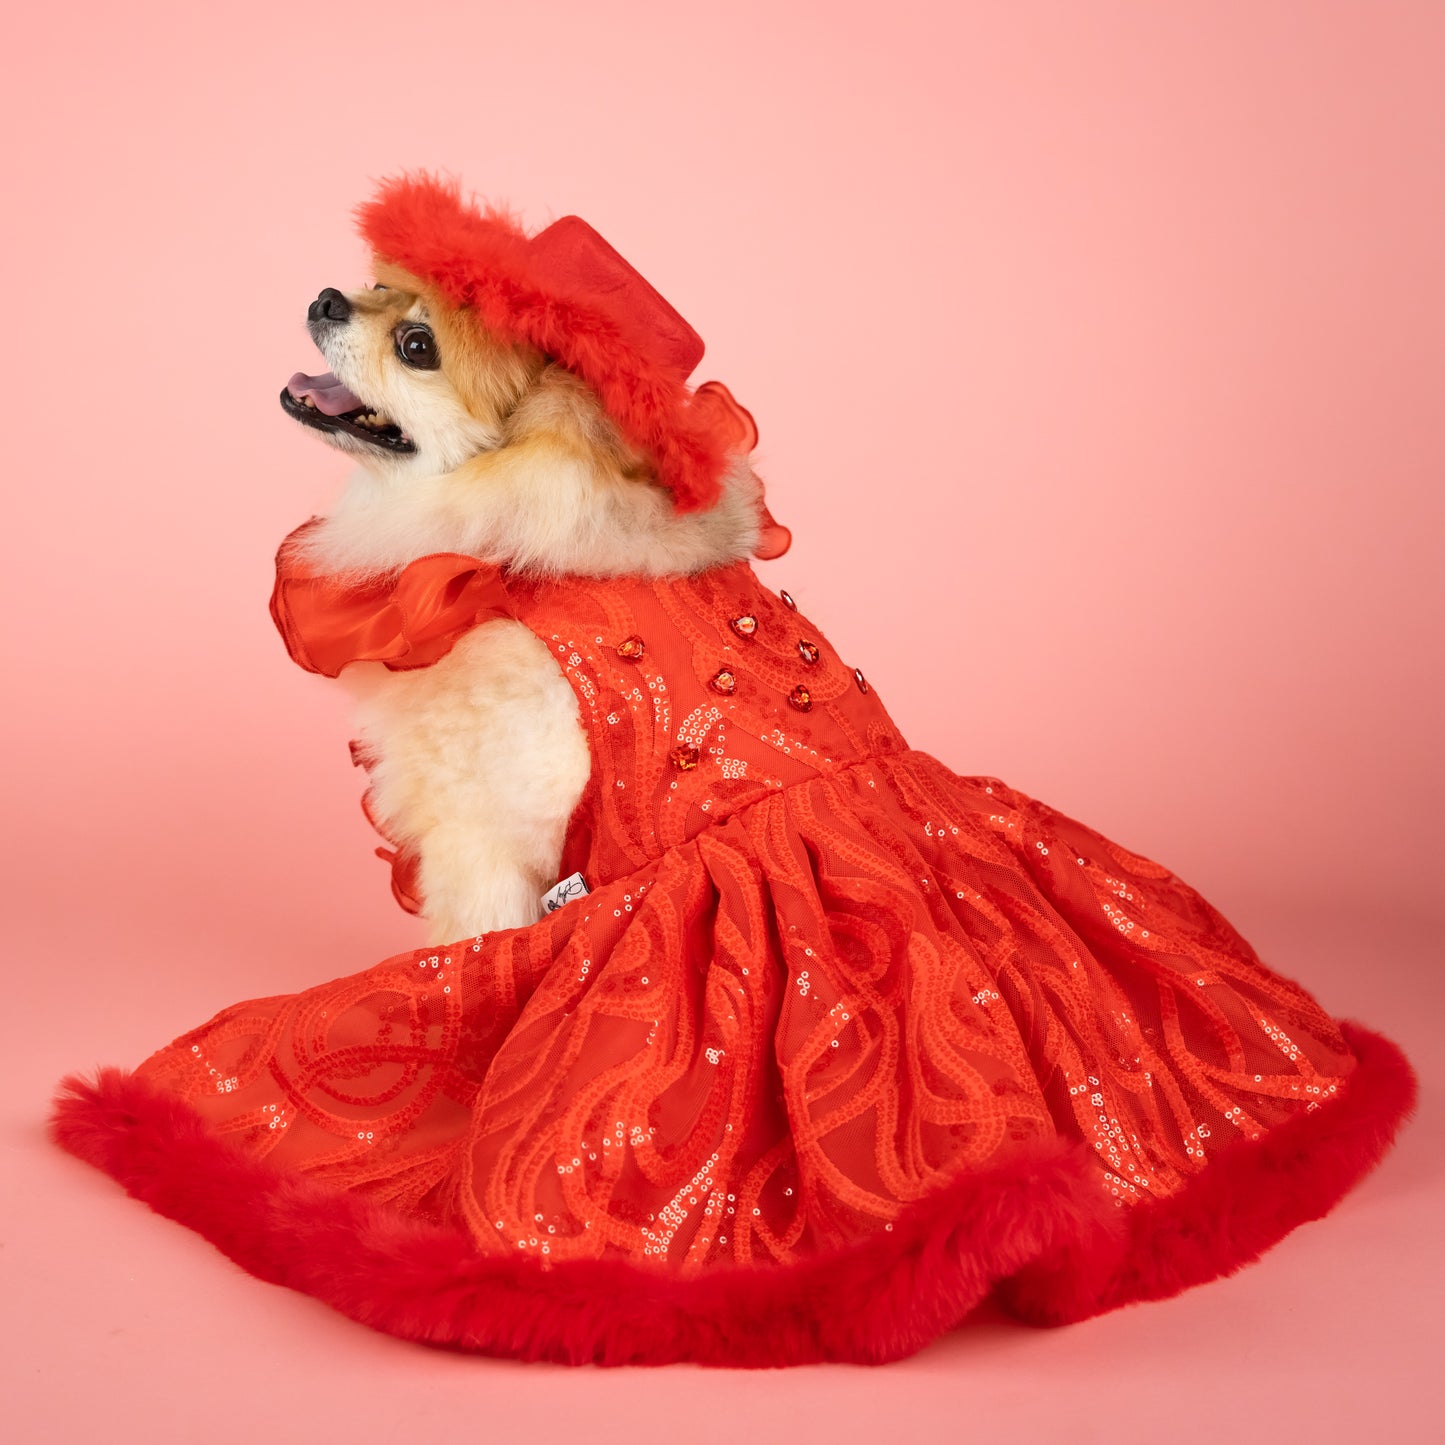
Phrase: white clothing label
[{"left": 541, "top": 872, "right": 590, "bottom": 914}]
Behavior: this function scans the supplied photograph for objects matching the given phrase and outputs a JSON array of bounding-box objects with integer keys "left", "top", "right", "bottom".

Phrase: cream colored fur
[
  {"left": 291, "top": 273, "right": 759, "bottom": 942},
  {"left": 342, "top": 624, "right": 591, "bottom": 944}
]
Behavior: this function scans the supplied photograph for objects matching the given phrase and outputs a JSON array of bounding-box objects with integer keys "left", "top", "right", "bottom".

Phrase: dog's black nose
[{"left": 308, "top": 287, "right": 352, "bottom": 324}]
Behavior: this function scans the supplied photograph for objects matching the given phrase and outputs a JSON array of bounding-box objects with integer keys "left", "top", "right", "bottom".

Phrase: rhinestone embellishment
[
  {"left": 797, "top": 640, "right": 820, "bottom": 664},
  {"left": 853, "top": 667, "right": 869, "bottom": 694},
  {"left": 730, "top": 614, "right": 758, "bottom": 639},
  {"left": 616, "top": 635, "right": 645, "bottom": 661},
  {"left": 711, "top": 669, "right": 737, "bottom": 695},
  {"left": 788, "top": 685, "right": 813, "bottom": 712},
  {"left": 670, "top": 745, "right": 701, "bottom": 770},
  {"left": 779, "top": 590, "right": 797, "bottom": 611}
]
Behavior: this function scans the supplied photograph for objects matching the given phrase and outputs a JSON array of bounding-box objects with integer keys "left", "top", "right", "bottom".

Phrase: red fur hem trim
[
  {"left": 49, "top": 1022, "right": 1413, "bottom": 1366},
  {"left": 997, "top": 1021, "right": 1418, "bottom": 1326},
  {"left": 356, "top": 174, "right": 730, "bottom": 514}
]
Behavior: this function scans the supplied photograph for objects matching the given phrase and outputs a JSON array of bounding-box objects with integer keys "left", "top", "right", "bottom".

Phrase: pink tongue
[{"left": 287, "top": 371, "right": 363, "bottom": 416}]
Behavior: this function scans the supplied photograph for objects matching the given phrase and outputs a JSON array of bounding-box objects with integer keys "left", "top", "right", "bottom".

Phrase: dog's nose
[{"left": 308, "top": 287, "right": 352, "bottom": 324}]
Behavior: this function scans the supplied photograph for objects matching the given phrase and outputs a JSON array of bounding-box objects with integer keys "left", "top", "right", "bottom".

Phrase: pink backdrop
[{"left": 4, "top": 2, "right": 1441, "bottom": 1441}]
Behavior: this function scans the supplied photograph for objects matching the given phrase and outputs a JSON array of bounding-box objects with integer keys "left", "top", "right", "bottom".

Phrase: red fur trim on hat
[
  {"left": 48, "top": 1022, "right": 1412, "bottom": 1366},
  {"left": 356, "top": 174, "right": 729, "bottom": 513}
]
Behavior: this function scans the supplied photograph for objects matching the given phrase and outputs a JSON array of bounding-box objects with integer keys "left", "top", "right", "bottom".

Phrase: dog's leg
[
  {"left": 416, "top": 825, "right": 559, "bottom": 945},
  {"left": 347, "top": 621, "right": 591, "bottom": 944}
]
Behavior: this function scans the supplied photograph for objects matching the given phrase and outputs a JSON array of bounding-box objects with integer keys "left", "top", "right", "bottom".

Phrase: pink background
[{"left": 4, "top": 2, "right": 1441, "bottom": 1441}]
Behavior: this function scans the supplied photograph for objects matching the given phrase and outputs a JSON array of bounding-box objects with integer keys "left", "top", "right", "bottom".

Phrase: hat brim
[{"left": 356, "top": 173, "right": 737, "bottom": 513}]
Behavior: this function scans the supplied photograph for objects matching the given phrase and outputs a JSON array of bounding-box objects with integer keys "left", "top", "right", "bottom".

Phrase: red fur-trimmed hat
[{"left": 355, "top": 173, "right": 742, "bottom": 513}]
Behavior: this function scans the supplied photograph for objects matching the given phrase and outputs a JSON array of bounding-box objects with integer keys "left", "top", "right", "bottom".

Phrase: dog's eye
[{"left": 395, "top": 325, "right": 439, "bottom": 370}]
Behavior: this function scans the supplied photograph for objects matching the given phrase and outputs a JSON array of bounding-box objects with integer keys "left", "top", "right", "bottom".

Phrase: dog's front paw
[{"left": 419, "top": 852, "right": 545, "bottom": 945}]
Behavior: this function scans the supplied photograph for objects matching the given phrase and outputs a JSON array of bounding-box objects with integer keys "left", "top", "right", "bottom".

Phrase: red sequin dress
[{"left": 52, "top": 545, "right": 1415, "bottom": 1366}]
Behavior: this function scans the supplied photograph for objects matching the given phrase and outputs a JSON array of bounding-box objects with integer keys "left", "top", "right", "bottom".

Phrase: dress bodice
[{"left": 501, "top": 563, "right": 908, "bottom": 888}]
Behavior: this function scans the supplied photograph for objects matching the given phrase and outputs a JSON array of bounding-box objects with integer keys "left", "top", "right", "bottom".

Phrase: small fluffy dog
[
  {"left": 283, "top": 264, "right": 768, "bottom": 944},
  {"left": 51, "top": 186, "right": 1407, "bottom": 1368}
]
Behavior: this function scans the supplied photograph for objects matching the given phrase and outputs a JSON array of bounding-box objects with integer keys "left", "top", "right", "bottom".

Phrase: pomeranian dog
[{"left": 282, "top": 261, "right": 768, "bottom": 945}]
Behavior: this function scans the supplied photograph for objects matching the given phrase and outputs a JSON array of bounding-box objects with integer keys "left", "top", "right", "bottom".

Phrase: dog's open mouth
[{"left": 281, "top": 372, "right": 416, "bottom": 453}]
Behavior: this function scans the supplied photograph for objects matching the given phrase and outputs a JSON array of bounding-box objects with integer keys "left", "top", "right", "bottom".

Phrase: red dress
[{"left": 52, "top": 542, "right": 1415, "bottom": 1366}]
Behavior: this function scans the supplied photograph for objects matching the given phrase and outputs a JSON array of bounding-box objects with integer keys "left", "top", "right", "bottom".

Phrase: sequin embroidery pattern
[{"left": 133, "top": 559, "right": 1363, "bottom": 1277}]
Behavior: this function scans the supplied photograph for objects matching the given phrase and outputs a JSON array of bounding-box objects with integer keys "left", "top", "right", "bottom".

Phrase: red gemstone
[
  {"left": 853, "top": 667, "right": 869, "bottom": 694},
  {"left": 788, "top": 685, "right": 812, "bottom": 712},
  {"left": 711, "top": 669, "right": 736, "bottom": 694},
  {"left": 616, "top": 635, "right": 645, "bottom": 660},
  {"left": 779, "top": 590, "right": 797, "bottom": 611},
  {"left": 797, "top": 640, "right": 820, "bottom": 664},
  {"left": 670, "top": 744, "right": 701, "bottom": 770},
  {"left": 730, "top": 614, "right": 758, "bottom": 639}
]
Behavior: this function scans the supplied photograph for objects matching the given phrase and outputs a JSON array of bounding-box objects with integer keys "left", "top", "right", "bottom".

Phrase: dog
[{"left": 282, "top": 264, "right": 767, "bottom": 944}]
